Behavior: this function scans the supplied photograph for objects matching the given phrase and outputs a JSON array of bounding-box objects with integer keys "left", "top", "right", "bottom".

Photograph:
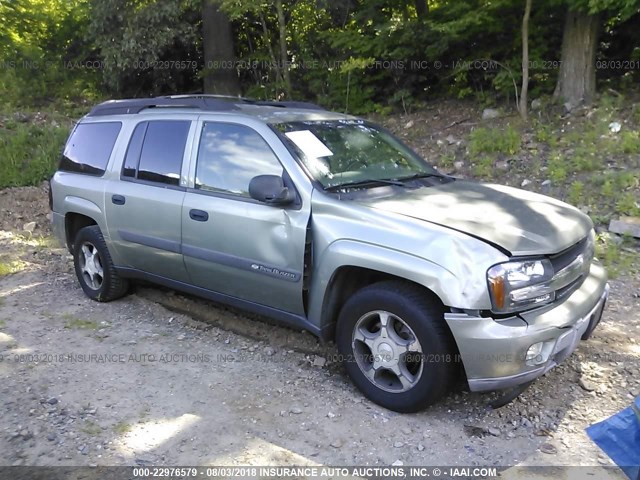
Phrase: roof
[{"left": 85, "top": 95, "right": 351, "bottom": 123}]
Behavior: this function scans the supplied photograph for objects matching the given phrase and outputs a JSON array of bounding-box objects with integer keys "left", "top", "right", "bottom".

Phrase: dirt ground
[{"left": 0, "top": 180, "right": 638, "bottom": 477}]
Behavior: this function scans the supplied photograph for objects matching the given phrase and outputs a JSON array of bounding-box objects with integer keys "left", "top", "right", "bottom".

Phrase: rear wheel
[
  {"left": 336, "top": 281, "right": 456, "bottom": 412},
  {"left": 73, "top": 225, "right": 129, "bottom": 302}
]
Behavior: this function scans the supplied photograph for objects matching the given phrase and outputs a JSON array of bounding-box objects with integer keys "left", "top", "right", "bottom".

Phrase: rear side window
[
  {"left": 59, "top": 122, "right": 122, "bottom": 176},
  {"left": 124, "top": 120, "right": 190, "bottom": 186}
]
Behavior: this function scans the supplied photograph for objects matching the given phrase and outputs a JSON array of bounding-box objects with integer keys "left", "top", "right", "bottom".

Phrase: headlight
[{"left": 487, "top": 259, "right": 555, "bottom": 313}]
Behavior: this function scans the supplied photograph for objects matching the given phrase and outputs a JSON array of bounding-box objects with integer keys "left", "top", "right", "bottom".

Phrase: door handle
[
  {"left": 112, "top": 194, "right": 126, "bottom": 205},
  {"left": 189, "top": 209, "right": 209, "bottom": 222}
]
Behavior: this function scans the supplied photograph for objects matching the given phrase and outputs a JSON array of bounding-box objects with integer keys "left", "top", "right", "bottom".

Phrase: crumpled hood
[{"left": 356, "top": 180, "right": 592, "bottom": 256}]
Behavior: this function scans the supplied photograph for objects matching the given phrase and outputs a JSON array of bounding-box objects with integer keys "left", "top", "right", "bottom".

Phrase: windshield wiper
[
  {"left": 392, "top": 172, "right": 447, "bottom": 182},
  {"left": 325, "top": 178, "right": 405, "bottom": 191}
]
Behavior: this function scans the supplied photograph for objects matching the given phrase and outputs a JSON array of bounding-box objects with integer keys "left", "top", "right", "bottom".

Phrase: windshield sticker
[{"left": 285, "top": 130, "right": 334, "bottom": 158}]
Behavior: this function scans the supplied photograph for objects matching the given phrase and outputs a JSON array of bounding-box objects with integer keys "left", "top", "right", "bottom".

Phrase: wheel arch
[
  {"left": 61, "top": 197, "right": 105, "bottom": 253},
  {"left": 318, "top": 265, "right": 447, "bottom": 342},
  {"left": 64, "top": 212, "right": 98, "bottom": 253},
  {"left": 308, "top": 240, "right": 461, "bottom": 341}
]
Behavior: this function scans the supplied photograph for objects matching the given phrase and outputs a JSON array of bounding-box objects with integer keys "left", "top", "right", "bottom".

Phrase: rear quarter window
[{"left": 59, "top": 122, "right": 122, "bottom": 176}]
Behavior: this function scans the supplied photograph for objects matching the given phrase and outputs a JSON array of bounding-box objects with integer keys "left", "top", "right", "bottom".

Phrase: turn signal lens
[{"left": 489, "top": 276, "right": 505, "bottom": 310}]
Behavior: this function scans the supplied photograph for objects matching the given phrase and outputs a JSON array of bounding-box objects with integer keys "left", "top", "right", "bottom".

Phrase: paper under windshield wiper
[{"left": 325, "top": 178, "right": 405, "bottom": 191}]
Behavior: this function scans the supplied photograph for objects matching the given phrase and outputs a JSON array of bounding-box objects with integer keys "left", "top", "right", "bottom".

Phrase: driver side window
[{"left": 195, "top": 122, "right": 284, "bottom": 197}]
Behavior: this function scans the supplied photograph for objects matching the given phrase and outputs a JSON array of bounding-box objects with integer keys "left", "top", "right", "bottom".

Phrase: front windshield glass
[{"left": 273, "top": 120, "right": 438, "bottom": 189}]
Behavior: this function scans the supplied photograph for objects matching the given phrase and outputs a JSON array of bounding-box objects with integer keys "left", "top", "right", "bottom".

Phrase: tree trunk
[
  {"left": 202, "top": 0, "right": 240, "bottom": 95},
  {"left": 519, "top": 0, "right": 532, "bottom": 120},
  {"left": 414, "top": 0, "right": 428, "bottom": 20},
  {"left": 275, "top": 0, "right": 292, "bottom": 97},
  {"left": 259, "top": 11, "right": 285, "bottom": 90},
  {"left": 554, "top": 9, "right": 600, "bottom": 107}
]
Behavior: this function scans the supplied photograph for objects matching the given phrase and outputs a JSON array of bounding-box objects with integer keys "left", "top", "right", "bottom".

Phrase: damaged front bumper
[{"left": 445, "top": 261, "right": 609, "bottom": 392}]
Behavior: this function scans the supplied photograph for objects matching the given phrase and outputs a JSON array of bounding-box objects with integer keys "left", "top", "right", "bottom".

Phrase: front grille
[
  {"left": 549, "top": 232, "right": 594, "bottom": 300},
  {"left": 550, "top": 236, "right": 588, "bottom": 272},
  {"left": 555, "top": 276, "right": 583, "bottom": 301}
]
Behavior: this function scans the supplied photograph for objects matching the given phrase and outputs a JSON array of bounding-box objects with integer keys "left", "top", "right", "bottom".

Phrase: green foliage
[
  {"left": 0, "top": 0, "right": 98, "bottom": 108},
  {"left": 0, "top": 119, "right": 68, "bottom": 188},
  {"left": 568, "top": 180, "right": 585, "bottom": 205},
  {"left": 571, "top": 148, "right": 601, "bottom": 172},
  {"left": 616, "top": 192, "right": 640, "bottom": 215},
  {"left": 0, "top": 0, "right": 638, "bottom": 112},
  {"left": 548, "top": 153, "right": 568, "bottom": 182},
  {"left": 596, "top": 233, "right": 637, "bottom": 278},
  {"left": 601, "top": 178, "right": 616, "bottom": 198},
  {"left": 438, "top": 152, "right": 456, "bottom": 170},
  {"left": 472, "top": 156, "right": 494, "bottom": 178},
  {"left": 0, "top": 257, "right": 26, "bottom": 276},
  {"left": 87, "top": 0, "right": 200, "bottom": 96},
  {"left": 469, "top": 126, "right": 521, "bottom": 156},
  {"left": 113, "top": 421, "right": 132, "bottom": 434},
  {"left": 615, "top": 130, "right": 640, "bottom": 154},
  {"left": 63, "top": 313, "right": 99, "bottom": 330},
  {"left": 567, "top": 0, "right": 640, "bottom": 19}
]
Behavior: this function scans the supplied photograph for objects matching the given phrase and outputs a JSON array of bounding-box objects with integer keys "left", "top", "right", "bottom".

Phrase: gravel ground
[{"left": 0, "top": 185, "right": 638, "bottom": 477}]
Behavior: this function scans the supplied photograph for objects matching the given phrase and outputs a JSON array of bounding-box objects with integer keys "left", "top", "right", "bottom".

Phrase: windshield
[{"left": 273, "top": 120, "right": 439, "bottom": 189}]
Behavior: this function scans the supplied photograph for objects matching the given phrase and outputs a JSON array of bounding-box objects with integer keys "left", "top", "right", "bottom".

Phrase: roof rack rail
[
  {"left": 165, "top": 94, "right": 326, "bottom": 110},
  {"left": 87, "top": 96, "right": 240, "bottom": 116},
  {"left": 87, "top": 95, "right": 326, "bottom": 116},
  {"left": 247, "top": 100, "right": 326, "bottom": 111}
]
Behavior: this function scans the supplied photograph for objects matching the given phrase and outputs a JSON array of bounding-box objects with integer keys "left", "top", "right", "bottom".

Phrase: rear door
[
  {"left": 181, "top": 120, "right": 311, "bottom": 314},
  {"left": 105, "top": 118, "right": 196, "bottom": 282}
]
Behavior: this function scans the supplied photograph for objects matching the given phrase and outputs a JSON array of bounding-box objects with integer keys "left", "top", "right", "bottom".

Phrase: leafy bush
[{"left": 0, "top": 121, "right": 69, "bottom": 188}]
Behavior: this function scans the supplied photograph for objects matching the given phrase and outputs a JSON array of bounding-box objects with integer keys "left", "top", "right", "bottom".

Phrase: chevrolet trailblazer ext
[{"left": 50, "top": 95, "right": 609, "bottom": 412}]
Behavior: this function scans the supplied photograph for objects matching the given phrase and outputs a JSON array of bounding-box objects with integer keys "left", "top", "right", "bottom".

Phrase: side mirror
[{"left": 248, "top": 175, "right": 295, "bottom": 206}]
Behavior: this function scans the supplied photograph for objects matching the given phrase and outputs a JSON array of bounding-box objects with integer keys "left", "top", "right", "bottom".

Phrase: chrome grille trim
[{"left": 549, "top": 231, "right": 594, "bottom": 293}]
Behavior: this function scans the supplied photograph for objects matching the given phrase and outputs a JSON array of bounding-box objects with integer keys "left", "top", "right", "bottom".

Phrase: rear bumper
[
  {"left": 51, "top": 211, "right": 67, "bottom": 250},
  {"left": 445, "top": 261, "right": 609, "bottom": 392}
]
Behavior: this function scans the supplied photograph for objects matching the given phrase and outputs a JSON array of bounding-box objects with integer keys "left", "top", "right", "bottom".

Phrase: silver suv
[{"left": 51, "top": 95, "right": 609, "bottom": 412}]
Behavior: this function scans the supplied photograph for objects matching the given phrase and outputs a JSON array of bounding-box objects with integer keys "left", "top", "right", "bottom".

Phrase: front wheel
[
  {"left": 336, "top": 281, "right": 457, "bottom": 412},
  {"left": 73, "top": 225, "right": 129, "bottom": 302}
]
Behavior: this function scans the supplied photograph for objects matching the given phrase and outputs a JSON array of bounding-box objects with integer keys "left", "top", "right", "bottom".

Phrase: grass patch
[
  {"left": 616, "top": 192, "right": 640, "bottom": 216},
  {"left": 571, "top": 145, "right": 601, "bottom": 172},
  {"left": 534, "top": 122, "right": 554, "bottom": 144},
  {"left": 0, "top": 319, "right": 6, "bottom": 328},
  {"left": 614, "top": 131, "right": 640, "bottom": 154},
  {"left": 63, "top": 314, "right": 99, "bottom": 330},
  {"left": 35, "top": 235, "right": 58, "bottom": 248},
  {"left": 80, "top": 420, "right": 102, "bottom": 436},
  {"left": 469, "top": 126, "right": 520, "bottom": 156},
  {"left": 547, "top": 153, "right": 568, "bottom": 183},
  {"left": 113, "top": 422, "right": 132, "bottom": 435},
  {"left": 438, "top": 152, "right": 456, "bottom": 170},
  {"left": 0, "top": 119, "right": 69, "bottom": 188},
  {"left": 567, "top": 181, "right": 585, "bottom": 206},
  {"left": 596, "top": 234, "right": 637, "bottom": 278},
  {"left": 472, "top": 156, "right": 493, "bottom": 178},
  {"left": 0, "top": 258, "right": 27, "bottom": 276}
]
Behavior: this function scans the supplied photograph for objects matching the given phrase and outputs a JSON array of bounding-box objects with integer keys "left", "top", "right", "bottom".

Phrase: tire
[
  {"left": 73, "top": 225, "right": 129, "bottom": 302},
  {"left": 336, "top": 280, "right": 457, "bottom": 412}
]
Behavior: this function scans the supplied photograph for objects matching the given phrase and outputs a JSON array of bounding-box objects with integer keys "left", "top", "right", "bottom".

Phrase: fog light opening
[{"left": 525, "top": 341, "right": 552, "bottom": 366}]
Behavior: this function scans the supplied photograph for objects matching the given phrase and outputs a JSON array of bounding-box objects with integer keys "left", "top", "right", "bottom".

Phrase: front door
[{"left": 181, "top": 120, "right": 310, "bottom": 314}]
